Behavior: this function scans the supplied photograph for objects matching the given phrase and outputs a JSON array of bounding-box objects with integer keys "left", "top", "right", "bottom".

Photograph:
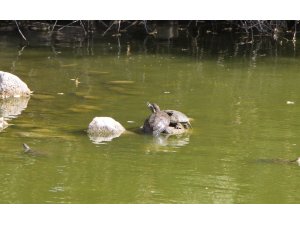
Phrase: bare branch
[
  {"left": 80, "top": 20, "right": 87, "bottom": 35},
  {"left": 14, "top": 21, "right": 27, "bottom": 42},
  {"left": 58, "top": 20, "right": 78, "bottom": 31},
  {"left": 50, "top": 20, "right": 57, "bottom": 33},
  {"left": 102, "top": 21, "right": 117, "bottom": 36}
]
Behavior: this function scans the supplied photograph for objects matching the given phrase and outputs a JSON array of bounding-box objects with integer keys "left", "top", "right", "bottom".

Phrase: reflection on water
[
  {"left": 88, "top": 132, "right": 123, "bottom": 144},
  {"left": 0, "top": 32, "right": 300, "bottom": 203},
  {"left": 153, "top": 134, "right": 190, "bottom": 148},
  {"left": 0, "top": 95, "right": 30, "bottom": 132},
  {"left": 141, "top": 134, "right": 190, "bottom": 154},
  {"left": 0, "top": 97, "right": 30, "bottom": 118}
]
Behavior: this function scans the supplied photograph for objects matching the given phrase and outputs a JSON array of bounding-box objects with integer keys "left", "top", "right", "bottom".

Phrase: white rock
[
  {"left": 0, "top": 117, "right": 8, "bottom": 130},
  {"left": 87, "top": 117, "right": 125, "bottom": 137},
  {"left": 297, "top": 157, "right": 300, "bottom": 166},
  {"left": 0, "top": 71, "right": 31, "bottom": 98}
]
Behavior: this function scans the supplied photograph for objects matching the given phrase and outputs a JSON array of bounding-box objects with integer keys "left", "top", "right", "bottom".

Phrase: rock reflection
[
  {"left": 88, "top": 132, "right": 123, "bottom": 144},
  {"left": 0, "top": 97, "right": 30, "bottom": 118}
]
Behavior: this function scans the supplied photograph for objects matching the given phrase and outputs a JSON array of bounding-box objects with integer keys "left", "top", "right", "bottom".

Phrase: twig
[
  {"left": 143, "top": 20, "right": 149, "bottom": 33},
  {"left": 102, "top": 21, "right": 116, "bottom": 36},
  {"left": 293, "top": 20, "right": 297, "bottom": 44},
  {"left": 80, "top": 20, "right": 87, "bottom": 35},
  {"left": 142, "top": 20, "right": 156, "bottom": 35},
  {"left": 18, "top": 45, "right": 26, "bottom": 56},
  {"left": 50, "top": 20, "right": 57, "bottom": 33},
  {"left": 123, "top": 21, "right": 138, "bottom": 31},
  {"left": 14, "top": 20, "right": 27, "bottom": 42},
  {"left": 58, "top": 20, "right": 78, "bottom": 31},
  {"left": 98, "top": 21, "right": 108, "bottom": 27},
  {"left": 118, "top": 20, "right": 121, "bottom": 33}
]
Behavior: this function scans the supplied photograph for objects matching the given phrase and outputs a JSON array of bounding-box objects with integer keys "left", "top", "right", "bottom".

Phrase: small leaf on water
[{"left": 286, "top": 101, "right": 295, "bottom": 105}]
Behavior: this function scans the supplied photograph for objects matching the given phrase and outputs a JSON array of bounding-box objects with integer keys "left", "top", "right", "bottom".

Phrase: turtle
[
  {"left": 23, "top": 143, "right": 32, "bottom": 153},
  {"left": 163, "top": 109, "right": 192, "bottom": 129},
  {"left": 256, "top": 157, "right": 300, "bottom": 166},
  {"left": 22, "top": 143, "right": 46, "bottom": 157},
  {"left": 143, "top": 102, "right": 170, "bottom": 136}
]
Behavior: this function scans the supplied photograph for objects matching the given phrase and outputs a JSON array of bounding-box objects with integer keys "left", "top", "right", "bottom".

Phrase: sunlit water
[{"left": 1, "top": 32, "right": 300, "bottom": 203}]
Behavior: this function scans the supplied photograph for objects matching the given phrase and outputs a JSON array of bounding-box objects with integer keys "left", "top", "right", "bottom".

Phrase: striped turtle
[
  {"left": 22, "top": 143, "right": 46, "bottom": 157},
  {"left": 143, "top": 102, "right": 170, "bottom": 136},
  {"left": 256, "top": 157, "right": 300, "bottom": 166},
  {"left": 163, "top": 109, "right": 192, "bottom": 129}
]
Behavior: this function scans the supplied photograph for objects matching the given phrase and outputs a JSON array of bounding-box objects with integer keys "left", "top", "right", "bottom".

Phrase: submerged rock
[
  {"left": 87, "top": 117, "right": 125, "bottom": 142},
  {"left": 0, "top": 71, "right": 31, "bottom": 98}
]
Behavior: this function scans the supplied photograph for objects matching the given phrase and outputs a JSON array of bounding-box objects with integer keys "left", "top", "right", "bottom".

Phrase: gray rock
[
  {"left": 0, "top": 71, "right": 31, "bottom": 98},
  {"left": 87, "top": 117, "right": 125, "bottom": 142}
]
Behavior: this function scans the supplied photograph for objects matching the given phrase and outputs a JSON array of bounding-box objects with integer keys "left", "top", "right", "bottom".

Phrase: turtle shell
[
  {"left": 148, "top": 110, "right": 170, "bottom": 136},
  {"left": 163, "top": 110, "right": 191, "bottom": 128},
  {"left": 143, "top": 103, "right": 170, "bottom": 136}
]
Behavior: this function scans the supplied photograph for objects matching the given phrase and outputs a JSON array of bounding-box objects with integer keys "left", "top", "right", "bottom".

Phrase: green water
[{"left": 1, "top": 33, "right": 300, "bottom": 203}]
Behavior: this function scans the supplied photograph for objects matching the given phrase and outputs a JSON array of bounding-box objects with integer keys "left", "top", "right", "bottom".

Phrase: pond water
[{"left": 1, "top": 31, "right": 300, "bottom": 203}]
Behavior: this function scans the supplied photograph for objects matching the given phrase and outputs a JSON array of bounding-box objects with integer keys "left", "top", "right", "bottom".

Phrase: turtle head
[
  {"left": 147, "top": 102, "right": 160, "bottom": 113},
  {"left": 22, "top": 143, "right": 31, "bottom": 153}
]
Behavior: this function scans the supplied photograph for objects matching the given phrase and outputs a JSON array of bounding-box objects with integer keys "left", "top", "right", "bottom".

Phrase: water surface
[{"left": 1, "top": 32, "right": 300, "bottom": 203}]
